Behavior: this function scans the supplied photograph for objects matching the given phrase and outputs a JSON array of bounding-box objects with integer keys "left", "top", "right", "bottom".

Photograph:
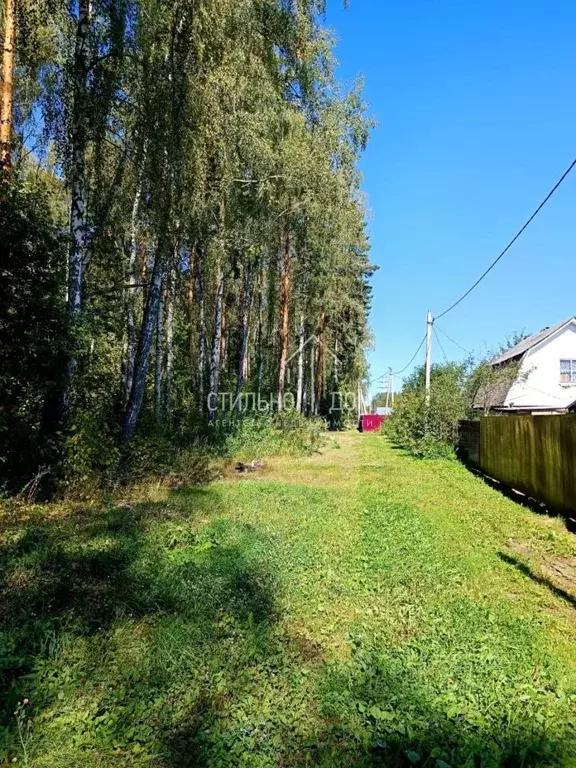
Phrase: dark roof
[
  {"left": 473, "top": 377, "right": 512, "bottom": 411},
  {"left": 491, "top": 316, "right": 576, "bottom": 365}
]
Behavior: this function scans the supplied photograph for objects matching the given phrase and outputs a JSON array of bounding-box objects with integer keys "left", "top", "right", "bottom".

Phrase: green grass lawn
[{"left": 2, "top": 433, "right": 576, "bottom": 767}]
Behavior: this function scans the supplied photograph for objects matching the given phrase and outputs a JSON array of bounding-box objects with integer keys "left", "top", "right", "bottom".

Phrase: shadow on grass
[
  {"left": 290, "top": 648, "right": 573, "bottom": 768},
  {"left": 0, "top": 490, "right": 218, "bottom": 633},
  {"left": 162, "top": 643, "right": 574, "bottom": 768},
  {"left": 0, "top": 489, "right": 279, "bottom": 735},
  {"left": 498, "top": 551, "right": 576, "bottom": 609},
  {"left": 0, "top": 487, "right": 574, "bottom": 766}
]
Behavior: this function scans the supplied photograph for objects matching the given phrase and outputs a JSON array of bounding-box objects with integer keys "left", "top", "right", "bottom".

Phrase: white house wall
[{"left": 504, "top": 322, "right": 576, "bottom": 409}]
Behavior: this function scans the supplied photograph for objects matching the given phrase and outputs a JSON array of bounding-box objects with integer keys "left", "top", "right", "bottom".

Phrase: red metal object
[{"left": 360, "top": 414, "right": 385, "bottom": 432}]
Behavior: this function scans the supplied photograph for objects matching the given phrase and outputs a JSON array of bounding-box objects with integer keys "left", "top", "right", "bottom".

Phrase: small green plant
[{"left": 14, "top": 698, "right": 31, "bottom": 766}]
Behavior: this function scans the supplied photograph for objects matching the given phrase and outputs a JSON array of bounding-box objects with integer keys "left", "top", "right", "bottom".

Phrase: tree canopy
[{"left": 0, "top": 0, "right": 374, "bottom": 492}]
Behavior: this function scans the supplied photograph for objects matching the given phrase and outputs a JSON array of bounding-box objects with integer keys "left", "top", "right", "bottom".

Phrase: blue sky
[{"left": 325, "top": 0, "right": 576, "bottom": 392}]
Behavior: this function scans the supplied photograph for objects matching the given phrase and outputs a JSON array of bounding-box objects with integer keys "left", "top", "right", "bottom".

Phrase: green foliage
[
  {"left": 219, "top": 413, "right": 326, "bottom": 459},
  {"left": 466, "top": 357, "right": 523, "bottom": 416},
  {"left": 3, "top": 0, "right": 375, "bottom": 498},
  {"left": 371, "top": 390, "right": 394, "bottom": 410},
  {"left": 60, "top": 411, "right": 120, "bottom": 498},
  {"left": 386, "top": 363, "right": 468, "bottom": 458},
  {"left": 1, "top": 435, "right": 576, "bottom": 765},
  {"left": 0, "top": 176, "right": 67, "bottom": 494},
  {"left": 386, "top": 344, "right": 530, "bottom": 458}
]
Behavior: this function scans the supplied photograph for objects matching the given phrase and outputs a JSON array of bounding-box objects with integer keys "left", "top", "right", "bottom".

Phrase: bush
[
  {"left": 205, "top": 412, "right": 326, "bottom": 460},
  {"left": 59, "top": 411, "right": 121, "bottom": 498},
  {"left": 386, "top": 363, "right": 467, "bottom": 458},
  {"left": 0, "top": 177, "right": 67, "bottom": 494},
  {"left": 59, "top": 412, "right": 326, "bottom": 497},
  {"left": 122, "top": 434, "right": 213, "bottom": 488}
]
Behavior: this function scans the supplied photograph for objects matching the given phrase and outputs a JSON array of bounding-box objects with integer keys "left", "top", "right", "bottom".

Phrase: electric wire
[
  {"left": 435, "top": 324, "right": 472, "bottom": 355},
  {"left": 435, "top": 157, "right": 576, "bottom": 320},
  {"left": 377, "top": 159, "right": 576, "bottom": 385},
  {"left": 392, "top": 335, "right": 426, "bottom": 375},
  {"left": 433, "top": 325, "right": 449, "bottom": 363}
]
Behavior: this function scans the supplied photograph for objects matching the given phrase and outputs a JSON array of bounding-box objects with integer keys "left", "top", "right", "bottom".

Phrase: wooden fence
[
  {"left": 456, "top": 420, "right": 480, "bottom": 469},
  {"left": 458, "top": 415, "right": 576, "bottom": 515}
]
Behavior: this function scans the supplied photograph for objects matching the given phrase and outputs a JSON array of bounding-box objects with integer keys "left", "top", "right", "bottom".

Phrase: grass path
[{"left": 2, "top": 434, "right": 576, "bottom": 766}]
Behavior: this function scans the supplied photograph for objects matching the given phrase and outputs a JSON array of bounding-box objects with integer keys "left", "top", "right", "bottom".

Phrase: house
[{"left": 474, "top": 316, "right": 576, "bottom": 414}]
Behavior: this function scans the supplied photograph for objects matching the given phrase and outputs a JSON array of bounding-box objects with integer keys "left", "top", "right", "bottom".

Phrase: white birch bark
[
  {"left": 236, "top": 262, "right": 253, "bottom": 406},
  {"left": 165, "top": 267, "right": 174, "bottom": 418},
  {"left": 209, "top": 265, "right": 224, "bottom": 418},
  {"left": 197, "top": 250, "right": 206, "bottom": 410},
  {"left": 125, "top": 174, "right": 143, "bottom": 399},
  {"left": 121, "top": 235, "right": 168, "bottom": 444},
  {"left": 296, "top": 314, "right": 305, "bottom": 413},
  {"left": 154, "top": 276, "right": 165, "bottom": 423}
]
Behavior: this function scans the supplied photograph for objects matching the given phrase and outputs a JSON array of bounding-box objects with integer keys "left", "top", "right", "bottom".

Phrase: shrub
[
  {"left": 60, "top": 411, "right": 120, "bottom": 497},
  {"left": 208, "top": 412, "right": 326, "bottom": 460},
  {"left": 0, "top": 177, "right": 67, "bottom": 494},
  {"left": 386, "top": 363, "right": 467, "bottom": 458}
]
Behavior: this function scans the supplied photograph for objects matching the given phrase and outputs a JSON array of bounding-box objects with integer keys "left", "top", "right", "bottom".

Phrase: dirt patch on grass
[
  {"left": 504, "top": 539, "right": 576, "bottom": 606},
  {"left": 291, "top": 631, "right": 325, "bottom": 664}
]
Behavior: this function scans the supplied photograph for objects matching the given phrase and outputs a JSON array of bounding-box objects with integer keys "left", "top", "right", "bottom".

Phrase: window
[{"left": 560, "top": 359, "right": 576, "bottom": 384}]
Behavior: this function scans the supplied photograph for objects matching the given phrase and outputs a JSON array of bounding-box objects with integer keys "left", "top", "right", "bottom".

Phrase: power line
[
  {"left": 435, "top": 156, "right": 576, "bottom": 320},
  {"left": 433, "top": 325, "right": 448, "bottom": 363},
  {"left": 393, "top": 335, "right": 426, "bottom": 375},
  {"left": 367, "top": 374, "right": 389, "bottom": 391},
  {"left": 435, "top": 324, "right": 471, "bottom": 355}
]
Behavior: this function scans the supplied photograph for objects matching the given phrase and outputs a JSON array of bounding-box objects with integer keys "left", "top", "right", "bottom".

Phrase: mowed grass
[{"left": 2, "top": 433, "right": 576, "bottom": 766}]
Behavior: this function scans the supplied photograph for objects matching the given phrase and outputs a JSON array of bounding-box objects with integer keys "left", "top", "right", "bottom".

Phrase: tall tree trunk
[
  {"left": 244, "top": 334, "right": 250, "bottom": 381},
  {"left": 197, "top": 249, "right": 206, "bottom": 410},
  {"left": 165, "top": 267, "right": 174, "bottom": 419},
  {"left": 124, "top": 174, "right": 143, "bottom": 400},
  {"left": 236, "top": 262, "right": 253, "bottom": 405},
  {"left": 0, "top": 0, "right": 15, "bottom": 171},
  {"left": 220, "top": 297, "right": 227, "bottom": 373},
  {"left": 266, "top": 255, "right": 276, "bottom": 386},
  {"left": 277, "top": 230, "right": 291, "bottom": 412},
  {"left": 154, "top": 276, "right": 165, "bottom": 424},
  {"left": 187, "top": 245, "right": 196, "bottom": 371},
  {"left": 209, "top": 264, "right": 224, "bottom": 418},
  {"left": 256, "top": 265, "right": 265, "bottom": 395},
  {"left": 301, "top": 338, "right": 308, "bottom": 415},
  {"left": 316, "top": 311, "right": 325, "bottom": 406},
  {"left": 61, "top": 0, "right": 90, "bottom": 419},
  {"left": 296, "top": 313, "right": 305, "bottom": 413},
  {"left": 68, "top": 0, "right": 90, "bottom": 316},
  {"left": 334, "top": 338, "right": 339, "bottom": 385},
  {"left": 121, "top": 234, "right": 168, "bottom": 444},
  {"left": 140, "top": 237, "right": 149, "bottom": 311},
  {"left": 310, "top": 337, "right": 316, "bottom": 415}
]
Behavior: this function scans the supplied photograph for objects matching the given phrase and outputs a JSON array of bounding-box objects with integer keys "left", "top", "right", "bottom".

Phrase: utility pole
[
  {"left": 385, "top": 366, "right": 393, "bottom": 409},
  {"left": 425, "top": 310, "right": 433, "bottom": 406},
  {"left": 357, "top": 379, "right": 363, "bottom": 419}
]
